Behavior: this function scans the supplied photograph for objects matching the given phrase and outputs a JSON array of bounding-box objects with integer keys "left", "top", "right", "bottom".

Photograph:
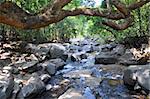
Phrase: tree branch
[{"left": 0, "top": 0, "right": 149, "bottom": 30}]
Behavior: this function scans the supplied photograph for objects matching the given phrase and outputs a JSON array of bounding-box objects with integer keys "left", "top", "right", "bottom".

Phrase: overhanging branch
[{"left": 0, "top": 0, "right": 149, "bottom": 30}]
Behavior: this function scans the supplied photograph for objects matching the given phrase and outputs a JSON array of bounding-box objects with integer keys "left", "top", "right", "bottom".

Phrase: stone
[
  {"left": 123, "top": 64, "right": 150, "bottom": 93},
  {"left": 82, "top": 45, "right": 92, "bottom": 52},
  {"left": 0, "top": 58, "right": 11, "bottom": 67},
  {"left": 40, "top": 74, "right": 51, "bottom": 83},
  {"left": 48, "top": 58, "right": 66, "bottom": 70},
  {"left": 58, "top": 88, "right": 85, "bottom": 99},
  {"left": 84, "top": 77, "right": 102, "bottom": 89},
  {"left": 63, "top": 69, "right": 92, "bottom": 78},
  {"left": 42, "top": 61, "right": 56, "bottom": 75},
  {"left": 95, "top": 53, "right": 118, "bottom": 64},
  {"left": 11, "top": 83, "right": 20, "bottom": 99},
  {"left": 112, "top": 44, "right": 125, "bottom": 56},
  {"left": 83, "top": 87, "right": 96, "bottom": 99},
  {"left": 118, "top": 49, "right": 147, "bottom": 65},
  {"left": 0, "top": 74, "right": 14, "bottom": 99},
  {"left": 2, "top": 66, "right": 13, "bottom": 73},
  {"left": 49, "top": 43, "right": 66, "bottom": 59},
  {"left": 21, "top": 74, "right": 46, "bottom": 98},
  {"left": 18, "top": 61, "right": 39, "bottom": 73}
]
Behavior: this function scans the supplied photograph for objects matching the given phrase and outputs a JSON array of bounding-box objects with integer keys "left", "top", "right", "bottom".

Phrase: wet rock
[
  {"left": 95, "top": 53, "right": 118, "bottom": 64},
  {"left": 83, "top": 87, "right": 96, "bottom": 99},
  {"left": 123, "top": 64, "right": 150, "bottom": 93},
  {"left": 76, "top": 77, "right": 102, "bottom": 89},
  {"left": 58, "top": 88, "right": 84, "bottom": 99},
  {"left": 21, "top": 74, "right": 46, "bottom": 98},
  {"left": 0, "top": 74, "right": 14, "bottom": 99},
  {"left": 63, "top": 69, "right": 92, "bottom": 78},
  {"left": 70, "top": 52, "right": 87, "bottom": 62},
  {"left": 18, "top": 61, "right": 39, "bottom": 73}
]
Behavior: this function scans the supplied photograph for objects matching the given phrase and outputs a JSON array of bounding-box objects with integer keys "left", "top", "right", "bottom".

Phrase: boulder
[
  {"left": 48, "top": 58, "right": 65, "bottom": 70},
  {"left": 123, "top": 64, "right": 150, "bottom": 93},
  {"left": 95, "top": 53, "right": 118, "bottom": 64},
  {"left": 21, "top": 74, "right": 46, "bottom": 98},
  {"left": 49, "top": 43, "right": 66, "bottom": 59},
  {"left": 45, "top": 62, "right": 56, "bottom": 75},
  {"left": 0, "top": 58, "right": 11, "bottom": 67},
  {"left": 119, "top": 49, "right": 147, "bottom": 65},
  {"left": 18, "top": 61, "right": 39, "bottom": 73},
  {"left": 0, "top": 74, "right": 14, "bottom": 99}
]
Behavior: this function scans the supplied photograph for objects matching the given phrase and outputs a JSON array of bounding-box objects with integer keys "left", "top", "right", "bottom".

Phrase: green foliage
[{"left": 0, "top": 0, "right": 149, "bottom": 43}]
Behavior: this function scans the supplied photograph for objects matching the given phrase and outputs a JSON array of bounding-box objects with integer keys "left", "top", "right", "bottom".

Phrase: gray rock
[
  {"left": 58, "top": 88, "right": 85, "bottom": 99},
  {"left": 11, "top": 83, "right": 20, "bottom": 99},
  {"left": 21, "top": 74, "right": 46, "bottom": 98},
  {"left": 123, "top": 64, "right": 150, "bottom": 92},
  {"left": 49, "top": 43, "right": 66, "bottom": 59},
  {"left": 40, "top": 74, "right": 51, "bottom": 83},
  {"left": 0, "top": 58, "right": 11, "bottom": 67},
  {"left": 3, "top": 66, "right": 13, "bottom": 73},
  {"left": 42, "top": 61, "right": 56, "bottom": 75},
  {"left": 119, "top": 49, "right": 143, "bottom": 65},
  {"left": 63, "top": 69, "right": 92, "bottom": 78},
  {"left": 18, "top": 61, "right": 39, "bottom": 73},
  {"left": 0, "top": 74, "right": 14, "bottom": 99},
  {"left": 48, "top": 58, "right": 65, "bottom": 70},
  {"left": 82, "top": 45, "right": 92, "bottom": 52},
  {"left": 83, "top": 87, "right": 96, "bottom": 99},
  {"left": 95, "top": 53, "right": 118, "bottom": 64}
]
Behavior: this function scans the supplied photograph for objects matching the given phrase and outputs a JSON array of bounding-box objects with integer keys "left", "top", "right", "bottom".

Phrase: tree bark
[{"left": 0, "top": 0, "right": 149, "bottom": 30}]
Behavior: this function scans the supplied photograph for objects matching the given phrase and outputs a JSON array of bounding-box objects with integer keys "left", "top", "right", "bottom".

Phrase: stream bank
[{"left": 0, "top": 38, "right": 149, "bottom": 99}]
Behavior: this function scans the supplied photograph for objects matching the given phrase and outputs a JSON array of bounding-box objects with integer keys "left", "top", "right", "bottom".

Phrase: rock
[
  {"left": 63, "top": 69, "right": 92, "bottom": 78},
  {"left": 76, "top": 77, "right": 102, "bottom": 89},
  {"left": 58, "top": 88, "right": 85, "bottom": 99},
  {"left": 84, "top": 77, "right": 102, "bottom": 89},
  {"left": 3, "top": 66, "right": 13, "bottom": 73},
  {"left": 95, "top": 53, "right": 118, "bottom": 64},
  {"left": 18, "top": 61, "right": 39, "bottom": 73},
  {"left": 48, "top": 58, "right": 65, "bottom": 70},
  {"left": 101, "top": 43, "right": 117, "bottom": 52},
  {"left": 82, "top": 45, "right": 92, "bottom": 52},
  {"left": 49, "top": 43, "right": 66, "bottom": 59},
  {"left": 11, "top": 83, "right": 20, "bottom": 99},
  {"left": 112, "top": 44, "right": 125, "bottom": 56},
  {"left": 21, "top": 74, "right": 46, "bottom": 98},
  {"left": 119, "top": 49, "right": 145, "bottom": 65},
  {"left": 0, "top": 74, "right": 14, "bottom": 99},
  {"left": 42, "top": 61, "right": 56, "bottom": 75},
  {"left": 123, "top": 64, "right": 150, "bottom": 93},
  {"left": 46, "top": 84, "right": 52, "bottom": 91},
  {"left": 0, "top": 58, "right": 11, "bottom": 67},
  {"left": 83, "top": 87, "right": 96, "bottom": 99},
  {"left": 40, "top": 74, "right": 51, "bottom": 83}
]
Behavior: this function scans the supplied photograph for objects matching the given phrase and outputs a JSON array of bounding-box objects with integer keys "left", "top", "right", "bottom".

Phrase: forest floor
[{"left": 0, "top": 37, "right": 150, "bottom": 99}]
